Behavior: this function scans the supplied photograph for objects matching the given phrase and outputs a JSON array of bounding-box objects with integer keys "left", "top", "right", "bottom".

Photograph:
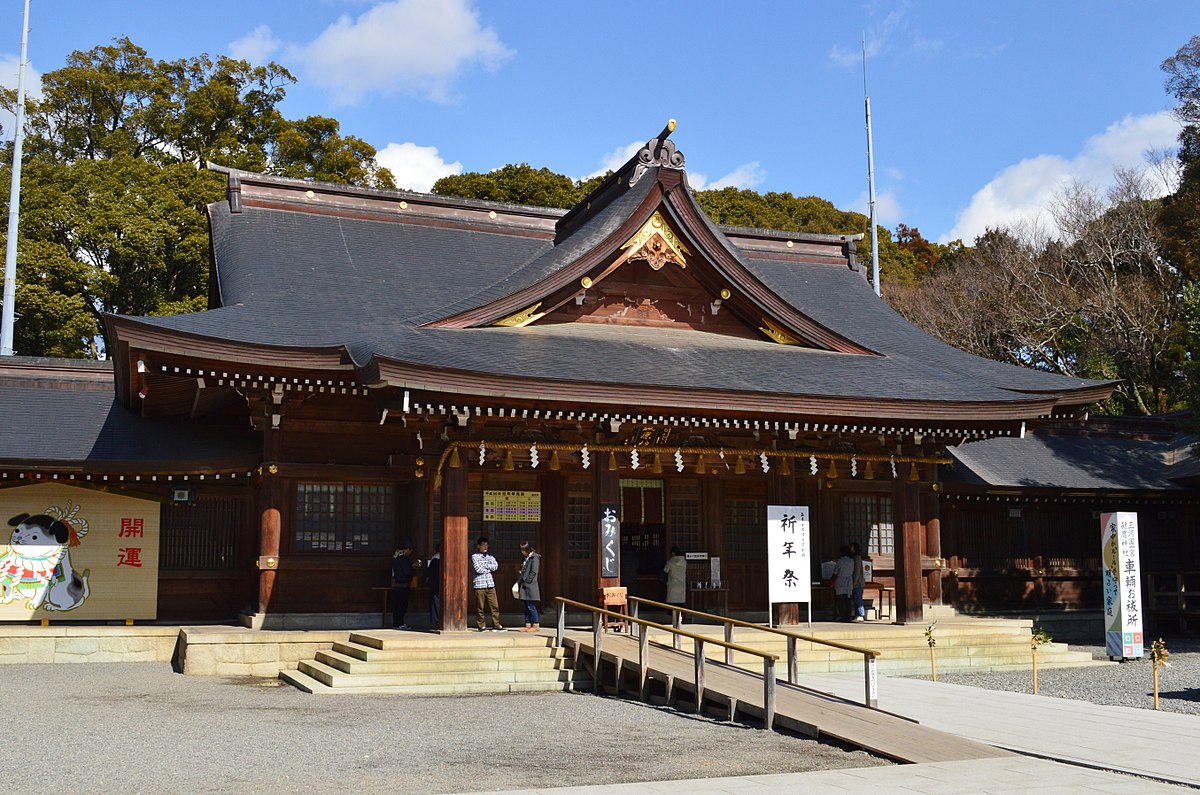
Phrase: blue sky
[{"left": 1, "top": 0, "right": 1191, "bottom": 243}]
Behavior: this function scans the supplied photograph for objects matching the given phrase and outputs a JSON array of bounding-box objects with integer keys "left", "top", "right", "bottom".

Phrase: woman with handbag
[{"left": 517, "top": 541, "right": 541, "bottom": 632}]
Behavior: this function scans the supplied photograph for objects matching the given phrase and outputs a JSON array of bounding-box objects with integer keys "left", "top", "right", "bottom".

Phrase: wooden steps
[{"left": 280, "top": 630, "right": 592, "bottom": 695}]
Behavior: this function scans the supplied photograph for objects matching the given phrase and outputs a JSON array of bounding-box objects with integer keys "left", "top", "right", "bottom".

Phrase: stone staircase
[
  {"left": 280, "top": 630, "right": 592, "bottom": 695},
  {"left": 642, "top": 617, "right": 1107, "bottom": 676}
]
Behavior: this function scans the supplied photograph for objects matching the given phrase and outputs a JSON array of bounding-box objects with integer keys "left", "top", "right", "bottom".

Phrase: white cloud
[
  {"left": 0, "top": 55, "right": 41, "bottom": 142},
  {"left": 830, "top": 1, "right": 914, "bottom": 67},
  {"left": 942, "top": 111, "right": 1181, "bottom": 244},
  {"left": 294, "top": 0, "right": 512, "bottom": 104},
  {"left": 229, "top": 25, "right": 281, "bottom": 65},
  {"left": 375, "top": 141, "right": 462, "bottom": 192},
  {"left": 585, "top": 140, "right": 642, "bottom": 179},
  {"left": 851, "top": 190, "right": 904, "bottom": 226},
  {"left": 688, "top": 162, "right": 767, "bottom": 191}
]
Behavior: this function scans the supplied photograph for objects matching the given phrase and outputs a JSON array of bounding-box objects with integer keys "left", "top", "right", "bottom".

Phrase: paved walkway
[
  {"left": 469, "top": 756, "right": 1184, "bottom": 793},
  {"left": 794, "top": 672, "right": 1200, "bottom": 788},
  {"left": 472, "top": 668, "right": 1197, "bottom": 794}
]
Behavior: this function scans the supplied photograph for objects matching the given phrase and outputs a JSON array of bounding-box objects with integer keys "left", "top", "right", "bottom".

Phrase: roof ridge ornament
[{"left": 629, "top": 119, "right": 685, "bottom": 187}]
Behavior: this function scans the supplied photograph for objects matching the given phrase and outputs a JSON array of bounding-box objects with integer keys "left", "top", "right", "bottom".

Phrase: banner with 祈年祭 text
[
  {"left": 0, "top": 483, "right": 160, "bottom": 621},
  {"left": 767, "top": 505, "right": 810, "bottom": 606},
  {"left": 1101, "top": 511, "right": 1143, "bottom": 659}
]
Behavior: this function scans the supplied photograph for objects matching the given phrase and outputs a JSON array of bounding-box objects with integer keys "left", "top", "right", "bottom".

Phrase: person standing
[
  {"left": 517, "top": 541, "right": 541, "bottom": 632},
  {"left": 663, "top": 545, "right": 687, "bottom": 615},
  {"left": 833, "top": 545, "right": 855, "bottom": 622},
  {"left": 426, "top": 544, "right": 442, "bottom": 629},
  {"left": 849, "top": 541, "right": 866, "bottom": 622},
  {"left": 391, "top": 542, "right": 415, "bottom": 630},
  {"left": 471, "top": 537, "right": 504, "bottom": 631}
]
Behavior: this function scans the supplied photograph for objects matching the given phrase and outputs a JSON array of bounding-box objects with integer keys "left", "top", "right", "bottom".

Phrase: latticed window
[
  {"left": 566, "top": 476, "right": 592, "bottom": 560},
  {"left": 842, "top": 495, "right": 894, "bottom": 556},
  {"left": 294, "top": 483, "right": 394, "bottom": 552},
  {"left": 725, "top": 498, "right": 766, "bottom": 561},
  {"left": 668, "top": 480, "right": 701, "bottom": 552},
  {"left": 160, "top": 496, "right": 242, "bottom": 570}
]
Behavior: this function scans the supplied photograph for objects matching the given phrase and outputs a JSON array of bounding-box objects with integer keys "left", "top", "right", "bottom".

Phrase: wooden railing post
[
  {"left": 763, "top": 658, "right": 776, "bottom": 730},
  {"left": 672, "top": 609, "right": 682, "bottom": 650},
  {"left": 632, "top": 600, "right": 640, "bottom": 623},
  {"left": 694, "top": 638, "right": 706, "bottom": 714},
  {"left": 593, "top": 613, "right": 602, "bottom": 694},
  {"left": 787, "top": 635, "right": 798, "bottom": 685},
  {"left": 724, "top": 622, "right": 734, "bottom": 665},
  {"left": 556, "top": 601, "right": 565, "bottom": 648},
  {"left": 864, "top": 653, "right": 878, "bottom": 709},
  {"left": 638, "top": 621, "right": 649, "bottom": 700}
]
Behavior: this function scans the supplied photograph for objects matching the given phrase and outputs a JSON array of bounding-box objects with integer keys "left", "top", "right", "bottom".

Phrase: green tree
[
  {"left": 0, "top": 37, "right": 394, "bottom": 358},
  {"left": 434, "top": 163, "right": 599, "bottom": 208}
]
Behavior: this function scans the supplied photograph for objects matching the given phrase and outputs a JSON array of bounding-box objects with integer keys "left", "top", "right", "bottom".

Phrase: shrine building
[{"left": 1, "top": 123, "right": 1121, "bottom": 630}]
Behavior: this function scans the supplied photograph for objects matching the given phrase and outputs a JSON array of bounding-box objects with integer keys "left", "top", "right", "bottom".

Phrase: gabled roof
[{"left": 106, "top": 125, "right": 1115, "bottom": 423}]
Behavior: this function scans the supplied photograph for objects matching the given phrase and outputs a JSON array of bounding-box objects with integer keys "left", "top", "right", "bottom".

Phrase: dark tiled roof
[
  {"left": 116, "top": 166, "right": 1112, "bottom": 408},
  {"left": 0, "top": 383, "right": 258, "bottom": 465},
  {"left": 944, "top": 433, "right": 1184, "bottom": 491}
]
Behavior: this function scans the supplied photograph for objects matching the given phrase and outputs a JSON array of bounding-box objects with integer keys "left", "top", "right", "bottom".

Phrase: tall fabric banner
[
  {"left": 767, "top": 505, "right": 810, "bottom": 605},
  {"left": 1101, "top": 511, "right": 1143, "bottom": 659},
  {"left": 0, "top": 483, "right": 160, "bottom": 621},
  {"left": 599, "top": 503, "right": 620, "bottom": 579}
]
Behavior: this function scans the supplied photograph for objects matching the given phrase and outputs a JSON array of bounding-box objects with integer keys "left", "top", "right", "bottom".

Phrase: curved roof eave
[{"left": 369, "top": 353, "right": 1063, "bottom": 422}]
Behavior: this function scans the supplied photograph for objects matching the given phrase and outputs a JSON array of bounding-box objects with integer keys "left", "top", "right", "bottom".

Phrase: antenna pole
[
  {"left": 1, "top": 0, "right": 31, "bottom": 355},
  {"left": 863, "top": 34, "right": 881, "bottom": 297}
]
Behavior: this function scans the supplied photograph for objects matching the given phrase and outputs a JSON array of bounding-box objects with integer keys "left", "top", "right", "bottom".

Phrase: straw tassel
[{"left": 448, "top": 446, "right": 462, "bottom": 469}]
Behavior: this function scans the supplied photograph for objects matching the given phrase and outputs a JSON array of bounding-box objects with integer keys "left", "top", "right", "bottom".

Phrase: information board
[
  {"left": 482, "top": 490, "right": 541, "bottom": 522},
  {"left": 767, "top": 505, "right": 810, "bottom": 606},
  {"left": 1101, "top": 511, "right": 1144, "bottom": 659}
]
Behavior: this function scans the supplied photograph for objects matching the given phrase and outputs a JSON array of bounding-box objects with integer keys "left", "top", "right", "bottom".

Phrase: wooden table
[
  {"left": 687, "top": 587, "right": 729, "bottom": 616},
  {"left": 863, "top": 584, "right": 894, "bottom": 621},
  {"left": 371, "top": 586, "right": 392, "bottom": 628}
]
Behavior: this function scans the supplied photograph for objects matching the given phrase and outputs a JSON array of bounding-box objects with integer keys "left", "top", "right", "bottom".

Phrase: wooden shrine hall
[{"left": 9, "top": 122, "right": 1116, "bottom": 630}]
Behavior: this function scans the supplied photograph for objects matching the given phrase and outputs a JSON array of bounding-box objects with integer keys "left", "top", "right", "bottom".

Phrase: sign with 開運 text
[
  {"left": 767, "top": 505, "right": 810, "bottom": 606},
  {"left": 1101, "top": 511, "right": 1143, "bottom": 659},
  {"left": 0, "top": 483, "right": 160, "bottom": 621}
]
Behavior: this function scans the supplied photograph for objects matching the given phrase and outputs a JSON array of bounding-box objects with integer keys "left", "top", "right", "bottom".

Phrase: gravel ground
[
  {"left": 900, "top": 637, "right": 1200, "bottom": 715},
  {"left": 0, "top": 663, "right": 887, "bottom": 794}
]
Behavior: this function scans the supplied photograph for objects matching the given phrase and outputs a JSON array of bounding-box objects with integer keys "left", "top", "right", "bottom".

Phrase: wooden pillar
[
  {"left": 441, "top": 460, "right": 469, "bottom": 631},
  {"left": 256, "top": 428, "right": 283, "bottom": 615},
  {"left": 768, "top": 466, "right": 799, "bottom": 626},
  {"left": 540, "top": 471, "right": 566, "bottom": 607},
  {"left": 892, "top": 478, "right": 924, "bottom": 624},
  {"left": 596, "top": 462, "right": 620, "bottom": 593},
  {"left": 923, "top": 489, "right": 943, "bottom": 606}
]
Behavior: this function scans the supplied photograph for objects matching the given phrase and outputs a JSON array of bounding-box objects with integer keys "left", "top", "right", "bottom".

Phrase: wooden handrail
[
  {"left": 627, "top": 595, "right": 878, "bottom": 709},
  {"left": 555, "top": 596, "right": 777, "bottom": 729}
]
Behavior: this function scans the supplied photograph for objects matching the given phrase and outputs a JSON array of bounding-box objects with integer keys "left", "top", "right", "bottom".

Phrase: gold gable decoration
[
  {"left": 758, "top": 318, "right": 799, "bottom": 346},
  {"left": 621, "top": 211, "right": 691, "bottom": 271},
  {"left": 493, "top": 302, "right": 545, "bottom": 328}
]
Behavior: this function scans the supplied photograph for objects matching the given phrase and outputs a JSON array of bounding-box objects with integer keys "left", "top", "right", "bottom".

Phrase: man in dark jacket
[
  {"left": 391, "top": 542, "right": 415, "bottom": 629},
  {"left": 426, "top": 544, "right": 442, "bottom": 629}
]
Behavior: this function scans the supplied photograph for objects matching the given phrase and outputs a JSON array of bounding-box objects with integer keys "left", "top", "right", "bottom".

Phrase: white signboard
[
  {"left": 1101, "top": 511, "right": 1143, "bottom": 659},
  {"left": 767, "top": 505, "right": 810, "bottom": 606}
]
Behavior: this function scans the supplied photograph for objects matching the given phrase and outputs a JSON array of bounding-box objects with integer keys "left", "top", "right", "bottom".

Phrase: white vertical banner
[
  {"left": 767, "top": 505, "right": 810, "bottom": 606},
  {"left": 1101, "top": 511, "right": 1143, "bottom": 659}
]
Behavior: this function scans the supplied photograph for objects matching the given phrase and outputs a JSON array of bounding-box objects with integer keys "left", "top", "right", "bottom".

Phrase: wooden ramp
[{"left": 566, "top": 631, "right": 1012, "bottom": 765}]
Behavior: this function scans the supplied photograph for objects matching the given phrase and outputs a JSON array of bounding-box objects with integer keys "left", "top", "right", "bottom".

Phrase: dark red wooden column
[
  {"left": 892, "top": 476, "right": 925, "bottom": 624},
  {"left": 923, "top": 488, "right": 943, "bottom": 606},
  {"left": 441, "top": 460, "right": 469, "bottom": 632},
  {"left": 540, "top": 471, "right": 565, "bottom": 606},
  {"left": 768, "top": 465, "right": 799, "bottom": 625},
  {"left": 256, "top": 428, "right": 282, "bottom": 615}
]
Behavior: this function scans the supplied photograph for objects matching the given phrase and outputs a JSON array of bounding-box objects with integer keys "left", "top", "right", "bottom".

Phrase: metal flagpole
[
  {"left": 863, "top": 34, "right": 881, "bottom": 298},
  {"left": 1, "top": 0, "right": 31, "bottom": 356}
]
